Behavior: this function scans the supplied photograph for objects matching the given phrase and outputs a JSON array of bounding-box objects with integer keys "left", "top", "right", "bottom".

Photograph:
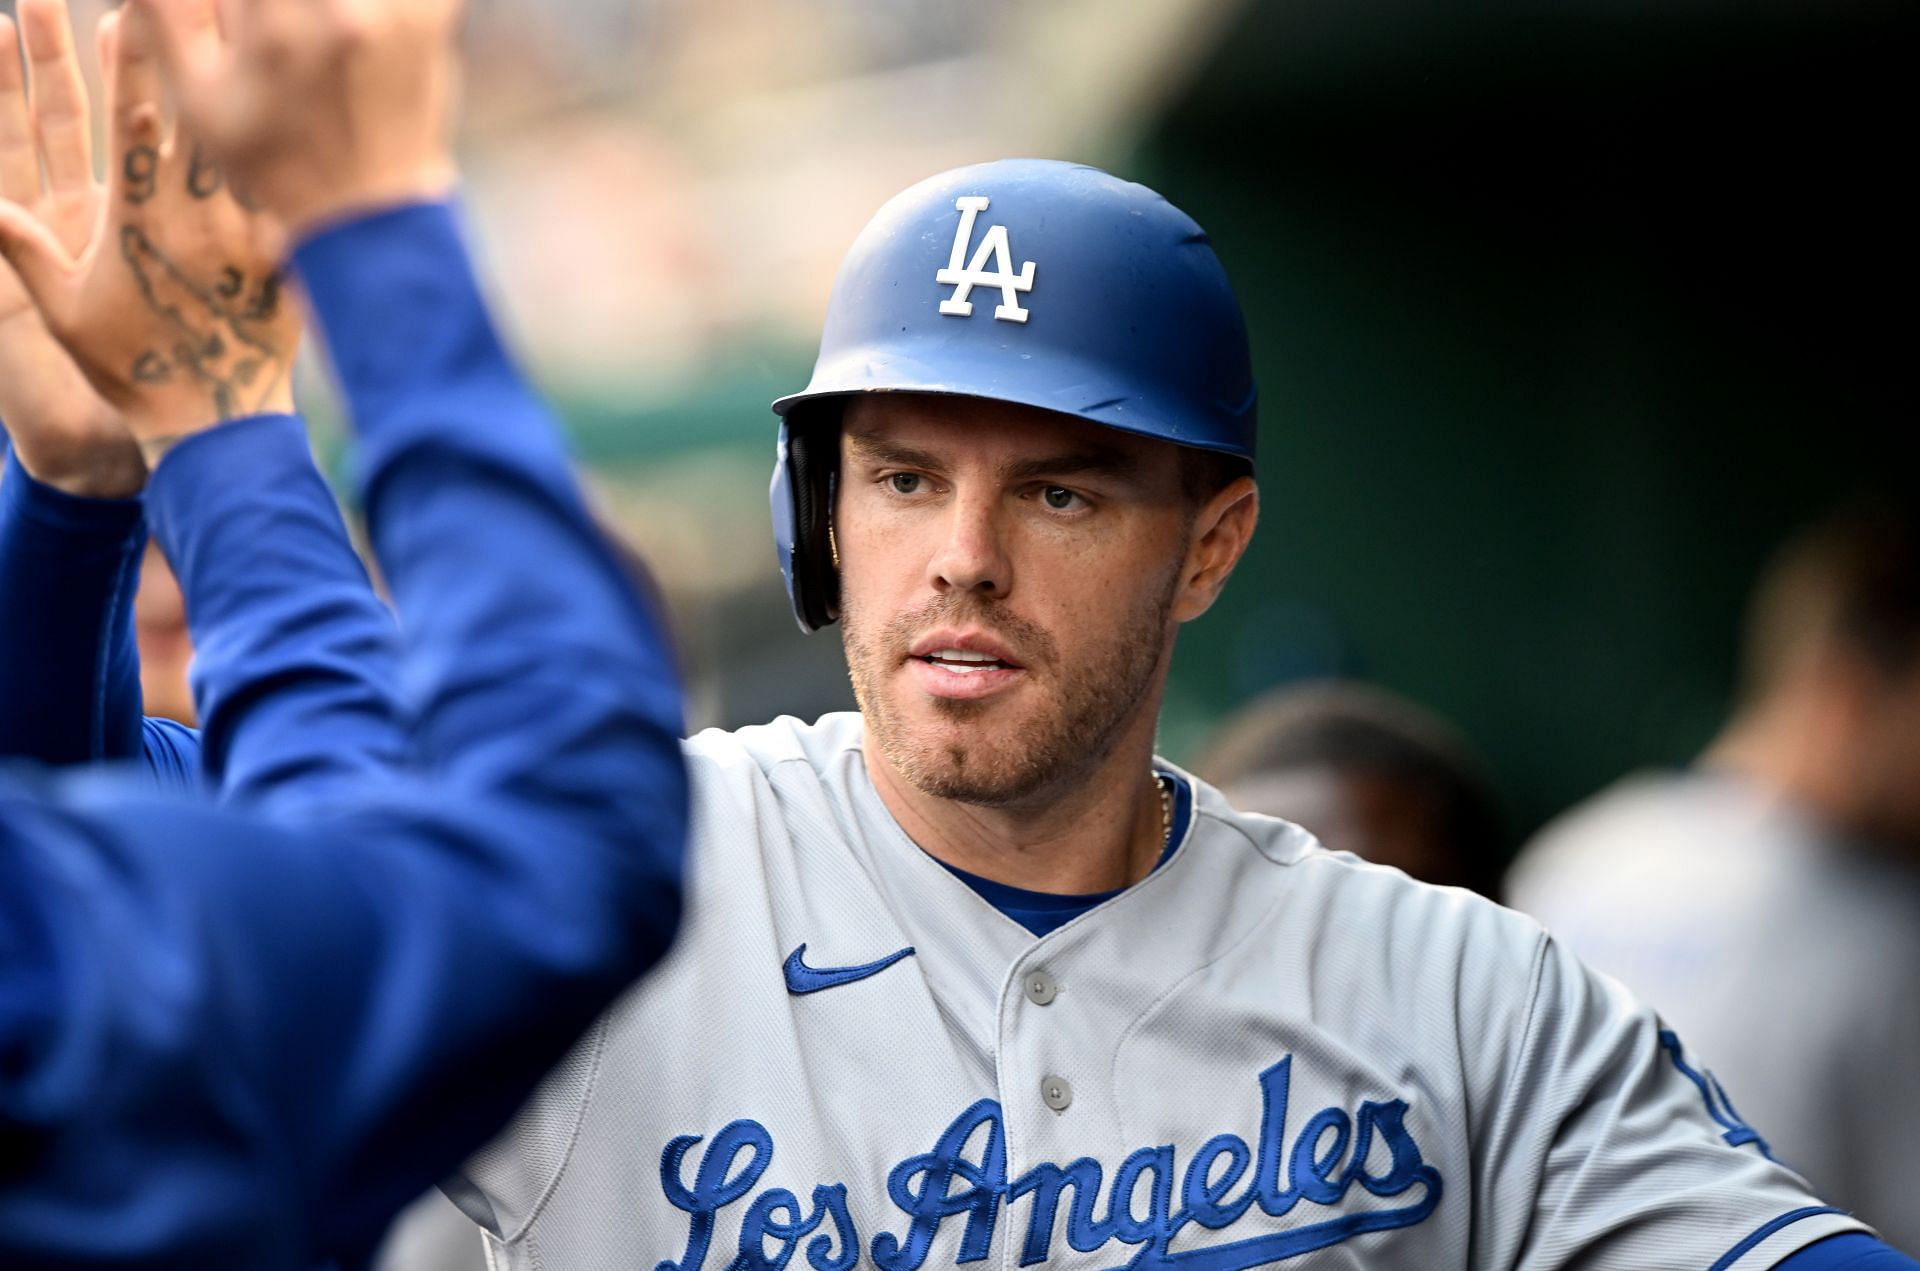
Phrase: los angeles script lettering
[{"left": 654, "top": 1056, "right": 1442, "bottom": 1271}]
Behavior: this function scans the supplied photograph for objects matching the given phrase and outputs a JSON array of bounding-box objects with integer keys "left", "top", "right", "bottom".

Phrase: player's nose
[{"left": 926, "top": 492, "right": 1011, "bottom": 601}]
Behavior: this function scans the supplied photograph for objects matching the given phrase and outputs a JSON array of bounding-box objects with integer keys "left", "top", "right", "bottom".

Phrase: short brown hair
[{"left": 1742, "top": 493, "right": 1920, "bottom": 700}]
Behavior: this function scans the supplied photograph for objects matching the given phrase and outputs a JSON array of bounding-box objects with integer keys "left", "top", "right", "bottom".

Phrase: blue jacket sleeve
[
  {"left": 150, "top": 413, "right": 407, "bottom": 808},
  {"left": 0, "top": 442, "right": 155, "bottom": 772},
  {"left": 0, "top": 412, "right": 410, "bottom": 807},
  {"left": 0, "top": 200, "right": 688, "bottom": 1269}
]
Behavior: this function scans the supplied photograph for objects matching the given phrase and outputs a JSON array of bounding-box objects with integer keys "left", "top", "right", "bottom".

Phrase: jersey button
[
  {"left": 1041, "top": 1075, "right": 1073, "bottom": 1112},
  {"left": 1023, "top": 971, "right": 1058, "bottom": 1005}
]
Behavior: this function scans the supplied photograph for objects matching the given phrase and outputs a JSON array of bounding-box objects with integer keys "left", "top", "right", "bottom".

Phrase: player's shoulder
[
  {"left": 1190, "top": 773, "right": 1547, "bottom": 966},
  {"left": 682, "top": 711, "right": 862, "bottom": 784},
  {"left": 677, "top": 712, "right": 873, "bottom": 858},
  {"left": 1183, "top": 772, "right": 1320, "bottom": 866}
]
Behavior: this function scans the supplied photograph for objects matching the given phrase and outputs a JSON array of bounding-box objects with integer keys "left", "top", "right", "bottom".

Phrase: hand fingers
[
  {"left": 0, "top": 18, "right": 42, "bottom": 205},
  {"left": 0, "top": 196, "right": 78, "bottom": 317},
  {"left": 164, "top": 0, "right": 224, "bottom": 56},
  {"left": 96, "top": 9, "right": 119, "bottom": 137},
  {"left": 17, "top": 0, "right": 92, "bottom": 196},
  {"left": 107, "top": 3, "right": 171, "bottom": 209},
  {"left": 136, "top": 0, "right": 229, "bottom": 143}
]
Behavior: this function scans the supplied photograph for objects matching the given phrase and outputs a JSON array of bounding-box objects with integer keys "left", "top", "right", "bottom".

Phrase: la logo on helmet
[{"left": 936, "top": 196, "right": 1037, "bottom": 323}]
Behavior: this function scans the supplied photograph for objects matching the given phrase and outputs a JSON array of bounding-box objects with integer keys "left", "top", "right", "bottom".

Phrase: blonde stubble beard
[{"left": 841, "top": 559, "right": 1184, "bottom": 809}]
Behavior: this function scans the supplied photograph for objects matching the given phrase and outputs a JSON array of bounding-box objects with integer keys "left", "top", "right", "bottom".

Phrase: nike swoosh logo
[{"left": 783, "top": 943, "right": 916, "bottom": 995}]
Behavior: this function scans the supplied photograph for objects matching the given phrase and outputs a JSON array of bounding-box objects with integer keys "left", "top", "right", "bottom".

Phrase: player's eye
[
  {"left": 1041, "top": 486, "right": 1083, "bottom": 511},
  {"left": 887, "top": 472, "right": 924, "bottom": 495}
]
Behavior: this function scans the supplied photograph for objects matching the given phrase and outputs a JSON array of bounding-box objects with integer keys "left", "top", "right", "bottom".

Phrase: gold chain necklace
[{"left": 1156, "top": 773, "right": 1173, "bottom": 847}]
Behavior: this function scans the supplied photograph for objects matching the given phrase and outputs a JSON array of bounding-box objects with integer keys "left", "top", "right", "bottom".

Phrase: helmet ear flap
[{"left": 771, "top": 409, "right": 842, "bottom": 632}]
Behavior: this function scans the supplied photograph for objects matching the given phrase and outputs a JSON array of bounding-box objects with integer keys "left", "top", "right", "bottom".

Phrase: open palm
[
  {"left": 0, "top": 0, "right": 300, "bottom": 465},
  {"left": 0, "top": 0, "right": 135, "bottom": 496}
]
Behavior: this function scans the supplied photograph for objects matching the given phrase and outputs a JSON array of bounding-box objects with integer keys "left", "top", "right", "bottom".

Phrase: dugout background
[
  {"left": 1127, "top": 0, "right": 1915, "bottom": 837},
  {"left": 277, "top": 0, "right": 1912, "bottom": 848}
]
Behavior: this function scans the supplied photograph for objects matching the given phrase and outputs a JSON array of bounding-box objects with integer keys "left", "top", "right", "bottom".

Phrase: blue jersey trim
[
  {"left": 1708, "top": 1207, "right": 1849, "bottom": 1271},
  {"left": 1660, "top": 1029, "right": 1772, "bottom": 1158},
  {"left": 940, "top": 771, "right": 1194, "bottom": 937},
  {"left": 1775, "top": 1234, "right": 1920, "bottom": 1270}
]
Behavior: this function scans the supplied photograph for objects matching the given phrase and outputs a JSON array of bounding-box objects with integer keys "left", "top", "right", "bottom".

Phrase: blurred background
[{"left": 26, "top": 0, "right": 1910, "bottom": 845}]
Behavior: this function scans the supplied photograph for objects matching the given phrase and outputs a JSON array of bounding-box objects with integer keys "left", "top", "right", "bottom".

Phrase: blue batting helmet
[{"left": 769, "top": 158, "right": 1257, "bottom": 632}]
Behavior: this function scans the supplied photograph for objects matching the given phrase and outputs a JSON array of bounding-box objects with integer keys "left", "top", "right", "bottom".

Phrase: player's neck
[
  {"left": 862, "top": 712, "right": 1171, "bottom": 896},
  {"left": 1703, "top": 694, "right": 1855, "bottom": 830}
]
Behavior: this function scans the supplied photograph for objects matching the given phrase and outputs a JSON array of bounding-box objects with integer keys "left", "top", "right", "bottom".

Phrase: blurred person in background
[
  {"left": 1193, "top": 679, "right": 1508, "bottom": 896},
  {"left": 1507, "top": 495, "right": 1920, "bottom": 1249}
]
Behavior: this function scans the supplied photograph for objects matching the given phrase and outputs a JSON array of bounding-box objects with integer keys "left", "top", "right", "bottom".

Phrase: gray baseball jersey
[
  {"left": 1507, "top": 770, "right": 1920, "bottom": 1252},
  {"left": 449, "top": 714, "right": 1865, "bottom": 1269}
]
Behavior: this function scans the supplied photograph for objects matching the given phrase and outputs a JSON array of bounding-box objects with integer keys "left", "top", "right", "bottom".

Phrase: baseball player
[
  {"left": 1507, "top": 501, "right": 1920, "bottom": 1249},
  {"left": 5, "top": 0, "right": 1915, "bottom": 1263},
  {"left": 0, "top": 0, "right": 686, "bottom": 1261}
]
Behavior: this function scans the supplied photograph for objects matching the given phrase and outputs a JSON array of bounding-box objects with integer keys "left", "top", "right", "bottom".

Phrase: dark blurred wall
[{"left": 1138, "top": 0, "right": 1914, "bottom": 837}]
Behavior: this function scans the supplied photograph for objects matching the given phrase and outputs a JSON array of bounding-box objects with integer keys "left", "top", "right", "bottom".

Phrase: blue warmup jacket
[
  {"left": 0, "top": 202, "right": 687, "bottom": 1267},
  {"left": 0, "top": 203, "right": 1909, "bottom": 1270}
]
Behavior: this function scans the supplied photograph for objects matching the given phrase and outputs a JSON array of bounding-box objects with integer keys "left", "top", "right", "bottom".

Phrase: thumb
[{"left": 0, "top": 200, "right": 78, "bottom": 320}]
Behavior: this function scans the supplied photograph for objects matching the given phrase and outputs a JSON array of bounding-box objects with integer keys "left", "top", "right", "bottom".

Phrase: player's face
[{"left": 835, "top": 394, "right": 1199, "bottom": 807}]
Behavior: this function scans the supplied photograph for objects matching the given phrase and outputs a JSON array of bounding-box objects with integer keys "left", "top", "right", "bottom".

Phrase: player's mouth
[{"left": 905, "top": 631, "right": 1027, "bottom": 701}]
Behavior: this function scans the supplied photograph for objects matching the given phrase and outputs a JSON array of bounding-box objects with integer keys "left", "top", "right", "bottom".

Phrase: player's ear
[{"left": 1171, "top": 475, "right": 1257, "bottom": 624}]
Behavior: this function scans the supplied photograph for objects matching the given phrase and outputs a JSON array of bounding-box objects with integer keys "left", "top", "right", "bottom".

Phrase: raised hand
[
  {"left": 0, "top": 2, "right": 141, "bottom": 495},
  {"left": 0, "top": 0, "right": 301, "bottom": 463},
  {"left": 141, "top": 0, "right": 464, "bottom": 243}
]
